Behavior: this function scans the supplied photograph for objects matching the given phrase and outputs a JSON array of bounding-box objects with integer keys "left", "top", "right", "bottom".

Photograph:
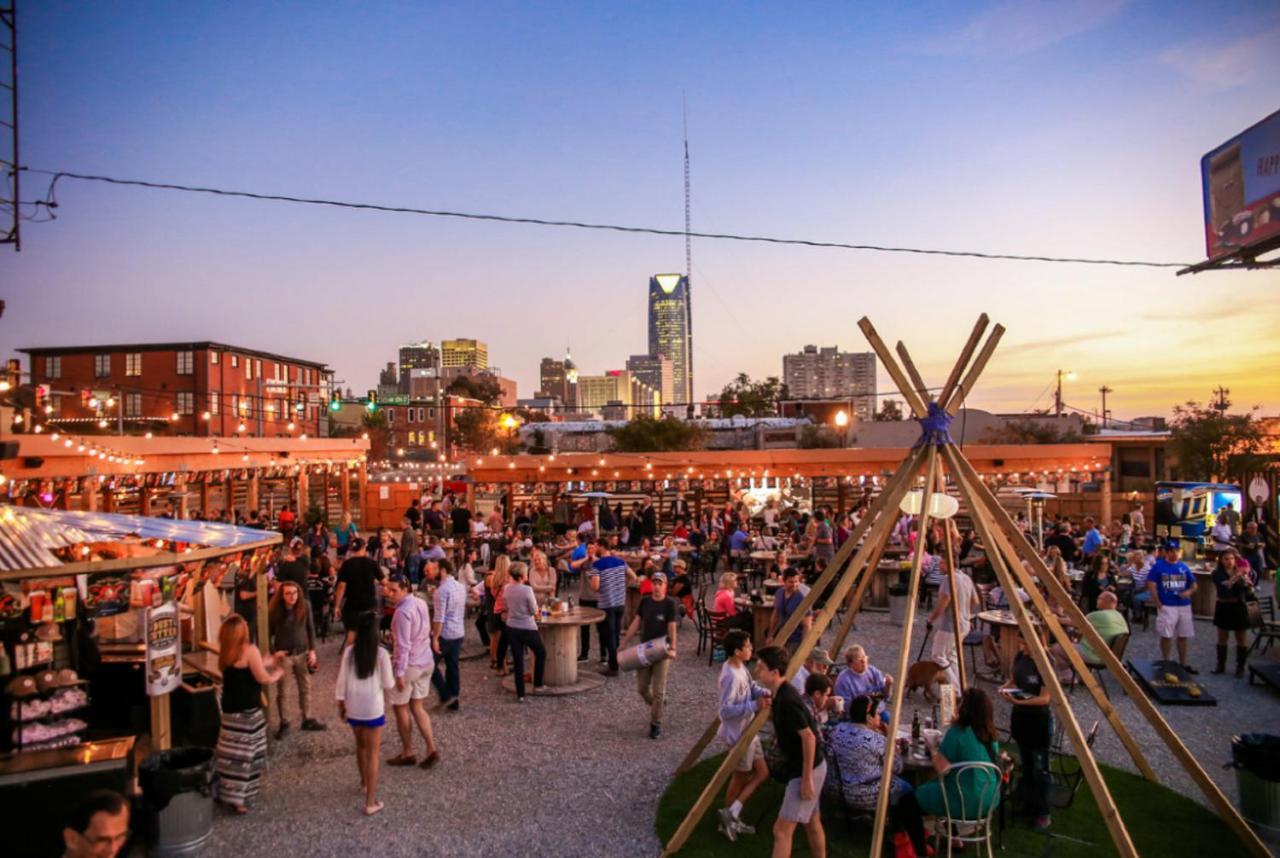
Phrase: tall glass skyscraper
[{"left": 647, "top": 274, "right": 692, "bottom": 406}]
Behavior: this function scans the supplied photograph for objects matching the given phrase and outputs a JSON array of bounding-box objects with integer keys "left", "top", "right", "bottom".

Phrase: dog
[{"left": 904, "top": 660, "right": 946, "bottom": 703}]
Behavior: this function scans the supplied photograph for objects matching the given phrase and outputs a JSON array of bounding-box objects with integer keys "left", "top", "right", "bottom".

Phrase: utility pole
[
  {"left": 1054, "top": 369, "right": 1075, "bottom": 418},
  {"left": 1098, "top": 385, "right": 1112, "bottom": 429},
  {"left": 1213, "top": 386, "right": 1230, "bottom": 413}
]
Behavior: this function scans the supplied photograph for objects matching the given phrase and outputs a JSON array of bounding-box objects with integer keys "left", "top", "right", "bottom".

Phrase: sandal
[
  {"left": 386, "top": 753, "right": 417, "bottom": 766},
  {"left": 364, "top": 801, "right": 384, "bottom": 817}
]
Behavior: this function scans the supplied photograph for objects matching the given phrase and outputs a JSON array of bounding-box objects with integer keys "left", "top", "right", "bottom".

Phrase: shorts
[
  {"left": 725, "top": 735, "right": 763, "bottom": 773},
  {"left": 386, "top": 664, "right": 433, "bottom": 706},
  {"left": 348, "top": 715, "right": 385, "bottom": 729},
  {"left": 779, "top": 760, "right": 827, "bottom": 824},
  {"left": 1156, "top": 604, "right": 1194, "bottom": 639}
]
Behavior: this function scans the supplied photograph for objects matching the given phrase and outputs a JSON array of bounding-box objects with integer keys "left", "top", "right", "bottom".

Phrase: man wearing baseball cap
[
  {"left": 1146, "top": 540, "right": 1199, "bottom": 673},
  {"left": 789, "top": 647, "right": 835, "bottom": 694},
  {"left": 620, "top": 572, "right": 679, "bottom": 739}
]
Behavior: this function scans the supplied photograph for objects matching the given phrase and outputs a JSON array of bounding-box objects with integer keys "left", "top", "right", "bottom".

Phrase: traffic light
[
  {"left": 33, "top": 384, "right": 49, "bottom": 412},
  {"left": 365, "top": 391, "right": 378, "bottom": 413},
  {"left": 328, "top": 393, "right": 342, "bottom": 412}
]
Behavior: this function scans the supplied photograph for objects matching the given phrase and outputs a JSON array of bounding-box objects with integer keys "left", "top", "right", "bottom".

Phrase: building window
[
  {"left": 125, "top": 393, "right": 142, "bottom": 418},
  {"left": 230, "top": 354, "right": 239, "bottom": 368},
  {"left": 209, "top": 391, "right": 219, "bottom": 416},
  {"left": 94, "top": 354, "right": 111, "bottom": 378},
  {"left": 125, "top": 353, "right": 142, "bottom": 376},
  {"left": 231, "top": 394, "right": 241, "bottom": 416},
  {"left": 48, "top": 394, "right": 63, "bottom": 417},
  {"left": 245, "top": 358, "right": 253, "bottom": 379},
  {"left": 45, "top": 356, "right": 61, "bottom": 379},
  {"left": 386, "top": 409, "right": 395, "bottom": 424},
  {"left": 176, "top": 351, "right": 193, "bottom": 375},
  {"left": 255, "top": 359, "right": 262, "bottom": 380},
  {"left": 176, "top": 392, "right": 194, "bottom": 416},
  {"left": 210, "top": 350, "right": 219, "bottom": 365}
]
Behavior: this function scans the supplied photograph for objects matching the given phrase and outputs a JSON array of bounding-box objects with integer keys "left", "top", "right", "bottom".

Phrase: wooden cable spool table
[{"left": 500, "top": 607, "right": 607, "bottom": 697}]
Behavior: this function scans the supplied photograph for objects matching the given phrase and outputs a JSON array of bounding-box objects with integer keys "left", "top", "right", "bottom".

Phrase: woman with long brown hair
[
  {"left": 913, "top": 687, "right": 1001, "bottom": 821},
  {"left": 268, "top": 580, "right": 323, "bottom": 737},
  {"left": 487, "top": 555, "right": 512, "bottom": 672},
  {"left": 214, "top": 614, "right": 284, "bottom": 813}
]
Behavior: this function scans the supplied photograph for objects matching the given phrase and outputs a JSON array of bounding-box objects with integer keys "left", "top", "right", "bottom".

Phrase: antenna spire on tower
[{"left": 683, "top": 91, "right": 694, "bottom": 405}]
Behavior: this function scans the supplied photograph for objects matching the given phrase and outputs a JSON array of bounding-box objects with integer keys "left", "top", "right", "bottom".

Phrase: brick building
[{"left": 20, "top": 342, "right": 331, "bottom": 438}]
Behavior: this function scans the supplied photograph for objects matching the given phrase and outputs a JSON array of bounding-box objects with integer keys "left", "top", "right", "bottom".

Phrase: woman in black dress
[{"left": 1211, "top": 547, "right": 1256, "bottom": 677}]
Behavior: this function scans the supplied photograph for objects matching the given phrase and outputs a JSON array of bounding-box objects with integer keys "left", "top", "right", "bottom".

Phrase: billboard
[{"left": 1201, "top": 109, "right": 1280, "bottom": 261}]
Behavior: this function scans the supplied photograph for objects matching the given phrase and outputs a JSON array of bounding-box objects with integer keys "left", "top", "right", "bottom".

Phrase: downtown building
[
  {"left": 20, "top": 342, "right": 332, "bottom": 437},
  {"left": 575, "top": 370, "right": 661, "bottom": 419},
  {"left": 625, "top": 353, "right": 674, "bottom": 407},
  {"left": 782, "top": 345, "right": 877, "bottom": 421},
  {"left": 647, "top": 274, "right": 692, "bottom": 407},
  {"left": 441, "top": 338, "right": 488, "bottom": 370}
]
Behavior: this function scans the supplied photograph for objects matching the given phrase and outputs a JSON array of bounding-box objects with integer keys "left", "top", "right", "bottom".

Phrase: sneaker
[
  {"left": 434, "top": 697, "right": 458, "bottom": 712},
  {"left": 649, "top": 723, "right": 662, "bottom": 739},
  {"left": 732, "top": 817, "right": 756, "bottom": 835},
  {"left": 1032, "top": 815, "right": 1052, "bottom": 832},
  {"left": 1182, "top": 664, "right": 1198, "bottom": 675},
  {"left": 516, "top": 696, "right": 527, "bottom": 703},
  {"left": 603, "top": 668, "right": 619, "bottom": 677},
  {"left": 275, "top": 721, "right": 290, "bottom": 740},
  {"left": 716, "top": 808, "right": 739, "bottom": 842},
  {"left": 533, "top": 685, "right": 548, "bottom": 693},
  {"left": 300, "top": 718, "right": 327, "bottom": 732}
]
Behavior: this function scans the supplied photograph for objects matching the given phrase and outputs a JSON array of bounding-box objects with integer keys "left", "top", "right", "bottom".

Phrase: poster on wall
[{"left": 144, "top": 601, "right": 182, "bottom": 696}]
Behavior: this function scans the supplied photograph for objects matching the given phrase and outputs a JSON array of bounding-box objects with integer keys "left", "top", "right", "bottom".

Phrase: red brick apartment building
[{"left": 20, "top": 342, "right": 332, "bottom": 438}]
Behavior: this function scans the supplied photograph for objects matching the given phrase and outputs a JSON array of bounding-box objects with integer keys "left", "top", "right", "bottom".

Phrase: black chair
[
  {"left": 1048, "top": 719, "right": 1101, "bottom": 810},
  {"left": 1248, "top": 596, "right": 1279, "bottom": 655}
]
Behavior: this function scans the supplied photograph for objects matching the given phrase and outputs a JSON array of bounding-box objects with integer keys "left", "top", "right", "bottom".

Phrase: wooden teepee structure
[{"left": 663, "top": 315, "right": 1270, "bottom": 858}]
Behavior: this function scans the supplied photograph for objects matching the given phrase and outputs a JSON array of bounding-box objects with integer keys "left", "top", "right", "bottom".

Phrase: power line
[{"left": 24, "top": 168, "right": 1192, "bottom": 269}]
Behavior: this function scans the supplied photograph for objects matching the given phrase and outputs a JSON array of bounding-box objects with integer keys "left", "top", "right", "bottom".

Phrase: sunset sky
[{"left": 3, "top": 1, "right": 1279, "bottom": 420}]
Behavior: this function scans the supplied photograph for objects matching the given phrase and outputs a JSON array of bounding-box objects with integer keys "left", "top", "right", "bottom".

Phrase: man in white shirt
[
  {"left": 428, "top": 559, "right": 468, "bottom": 712},
  {"left": 383, "top": 577, "right": 440, "bottom": 769},
  {"left": 926, "top": 561, "right": 979, "bottom": 693}
]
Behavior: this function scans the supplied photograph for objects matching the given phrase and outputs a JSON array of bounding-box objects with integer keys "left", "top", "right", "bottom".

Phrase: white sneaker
[
  {"left": 732, "top": 816, "right": 756, "bottom": 835},
  {"left": 716, "top": 808, "right": 739, "bottom": 842}
]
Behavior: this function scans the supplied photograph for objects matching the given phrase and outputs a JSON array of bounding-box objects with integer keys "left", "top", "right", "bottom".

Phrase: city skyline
[{"left": 2, "top": 3, "right": 1279, "bottom": 419}]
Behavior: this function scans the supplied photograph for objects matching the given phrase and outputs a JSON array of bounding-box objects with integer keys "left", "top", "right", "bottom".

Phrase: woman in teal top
[{"left": 914, "top": 687, "right": 1001, "bottom": 819}]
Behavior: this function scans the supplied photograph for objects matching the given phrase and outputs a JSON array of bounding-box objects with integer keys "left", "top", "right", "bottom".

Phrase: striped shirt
[{"left": 592, "top": 555, "right": 629, "bottom": 609}]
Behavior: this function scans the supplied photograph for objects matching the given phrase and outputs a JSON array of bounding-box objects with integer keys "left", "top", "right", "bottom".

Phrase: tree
[
  {"left": 445, "top": 373, "right": 503, "bottom": 405},
  {"left": 361, "top": 410, "right": 390, "bottom": 461},
  {"left": 797, "top": 424, "right": 842, "bottom": 449},
  {"left": 1169, "top": 394, "right": 1267, "bottom": 482},
  {"left": 717, "top": 373, "right": 787, "bottom": 418},
  {"left": 980, "top": 417, "right": 1083, "bottom": 445},
  {"left": 873, "top": 399, "right": 904, "bottom": 422},
  {"left": 453, "top": 407, "right": 504, "bottom": 453},
  {"left": 608, "top": 416, "right": 706, "bottom": 452}
]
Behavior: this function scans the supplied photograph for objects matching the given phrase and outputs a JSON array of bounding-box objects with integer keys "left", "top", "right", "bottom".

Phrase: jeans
[
  {"left": 405, "top": 554, "right": 422, "bottom": 587},
  {"left": 475, "top": 609, "right": 491, "bottom": 647},
  {"left": 430, "top": 636, "right": 463, "bottom": 707},
  {"left": 1017, "top": 742, "right": 1052, "bottom": 817},
  {"left": 637, "top": 657, "right": 671, "bottom": 726},
  {"left": 270, "top": 653, "right": 311, "bottom": 723},
  {"left": 600, "top": 605, "right": 624, "bottom": 671},
  {"left": 507, "top": 627, "right": 546, "bottom": 698},
  {"left": 579, "top": 598, "right": 607, "bottom": 660}
]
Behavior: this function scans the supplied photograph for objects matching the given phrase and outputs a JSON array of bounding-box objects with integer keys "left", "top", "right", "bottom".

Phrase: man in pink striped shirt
[{"left": 383, "top": 577, "right": 440, "bottom": 769}]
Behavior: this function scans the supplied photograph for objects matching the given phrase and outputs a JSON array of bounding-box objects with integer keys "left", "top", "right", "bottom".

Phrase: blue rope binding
[{"left": 915, "top": 402, "right": 954, "bottom": 447}]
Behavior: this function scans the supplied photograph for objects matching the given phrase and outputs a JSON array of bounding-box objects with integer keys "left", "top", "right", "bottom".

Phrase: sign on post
[
  {"left": 144, "top": 602, "right": 181, "bottom": 696},
  {"left": 1201, "top": 109, "right": 1280, "bottom": 261}
]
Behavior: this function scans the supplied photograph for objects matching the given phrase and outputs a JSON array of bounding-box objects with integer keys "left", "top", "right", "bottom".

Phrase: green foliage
[
  {"left": 873, "top": 398, "right": 904, "bottom": 422},
  {"left": 717, "top": 373, "right": 787, "bottom": 418},
  {"left": 797, "top": 424, "right": 842, "bottom": 448},
  {"left": 445, "top": 374, "right": 503, "bottom": 405},
  {"left": 452, "top": 407, "right": 502, "bottom": 453},
  {"left": 1169, "top": 394, "right": 1266, "bottom": 482},
  {"left": 608, "top": 416, "right": 706, "bottom": 452},
  {"left": 981, "top": 417, "right": 1084, "bottom": 444}
]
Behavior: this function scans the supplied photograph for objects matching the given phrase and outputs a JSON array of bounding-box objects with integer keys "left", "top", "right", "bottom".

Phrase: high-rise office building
[
  {"left": 576, "top": 370, "right": 660, "bottom": 418},
  {"left": 398, "top": 341, "right": 440, "bottom": 391},
  {"left": 647, "top": 274, "right": 692, "bottom": 406},
  {"left": 783, "top": 345, "right": 877, "bottom": 420},
  {"left": 625, "top": 353, "right": 674, "bottom": 406},
  {"left": 441, "top": 339, "right": 488, "bottom": 370},
  {"left": 538, "top": 357, "right": 567, "bottom": 400}
]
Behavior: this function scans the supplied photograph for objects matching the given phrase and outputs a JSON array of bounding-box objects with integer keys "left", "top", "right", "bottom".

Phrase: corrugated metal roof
[{"left": 0, "top": 506, "right": 279, "bottom": 572}]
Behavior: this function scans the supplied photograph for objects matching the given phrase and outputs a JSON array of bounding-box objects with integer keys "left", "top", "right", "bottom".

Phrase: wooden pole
[
  {"left": 937, "top": 455, "right": 967, "bottom": 692},
  {"left": 829, "top": 518, "right": 894, "bottom": 658},
  {"left": 673, "top": 446, "right": 926, "bottom": 776},
  {"left": 149, "top": 693, "right": 172, "bottom": 752},
  {"left": 935, "top": 314, "right": 989, "bottom": 407},
  {"left": 956, "top": 460, "right": 1139, "bottom": 858},
  {"left": 945, "top": 445, "right": 1272, "bottom": 858},
  {"left": 857, "top": 317, "right": 927, "bottom": 418},
  {"left": 941, "top": 324, "right": 1005, "bottom": 416},
  {"left": 895, "top": 341, "right": 931, "bottom": 406},
  {"left": 253, "top": 552, "right": 270, "bottom": 656},
  {"left": 662, "top": 452, "right": 925, "bottom": 855},
  {"left": 947, "top": 451, "right": 1156, "bottom": 779},
  {"left": 869, "top": 451, "right": 937, "bottom": 854}
]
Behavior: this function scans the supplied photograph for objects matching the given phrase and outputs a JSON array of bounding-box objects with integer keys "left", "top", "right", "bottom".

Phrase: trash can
[
  {"left": 889, "top": 584, "right": 909, "bottom": 627},
  {"left": 1229, "top": 733, "right": 1280, "bottom": 835},
  {"left": 139, "top": 747, "right": 215, "bottom": 857}
]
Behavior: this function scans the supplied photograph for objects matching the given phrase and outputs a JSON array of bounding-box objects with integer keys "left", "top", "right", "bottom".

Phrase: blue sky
[{"left": 3, "top": 1, "right": 1279, "bottom": 417}]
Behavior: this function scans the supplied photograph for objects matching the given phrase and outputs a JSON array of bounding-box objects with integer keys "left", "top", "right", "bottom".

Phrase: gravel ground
[{"left": 207, "top": 579, "right": 1280, "bottom": 857}]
